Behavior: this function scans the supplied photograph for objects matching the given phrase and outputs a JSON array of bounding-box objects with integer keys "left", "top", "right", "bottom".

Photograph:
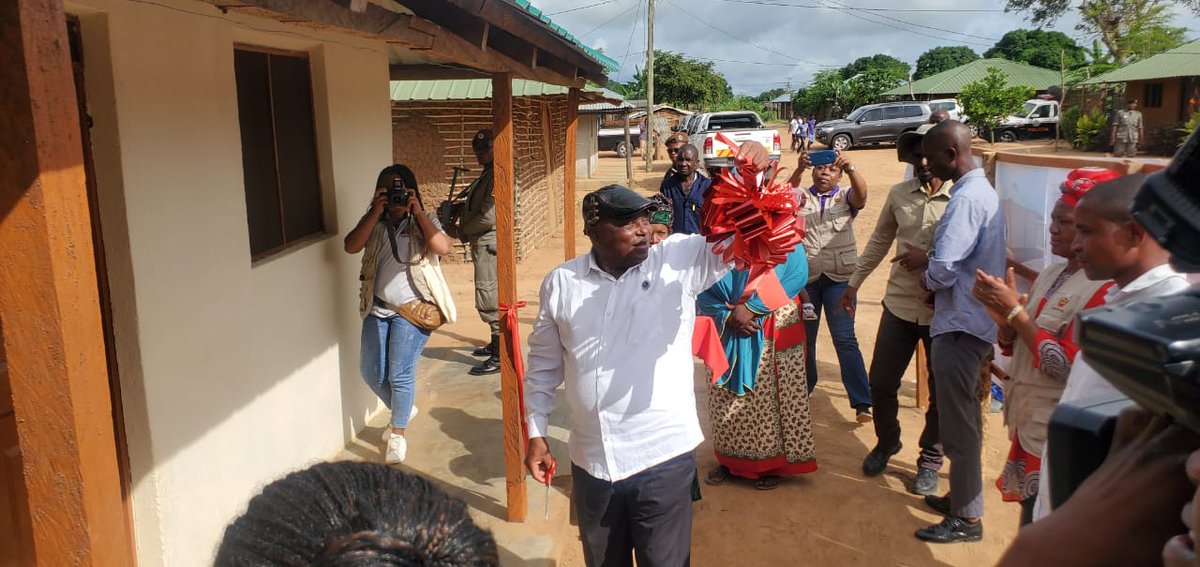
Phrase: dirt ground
[{"left": 419, "top": 127, "right": 1022, "bottom": 565}]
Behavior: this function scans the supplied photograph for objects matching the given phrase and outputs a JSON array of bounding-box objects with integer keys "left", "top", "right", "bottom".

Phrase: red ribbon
[
  {"left": 500, "top": 301, "right": 529, "bottom": 442},
  {"left": 701, "top": 133, "right": 806, "bottom": 302}
]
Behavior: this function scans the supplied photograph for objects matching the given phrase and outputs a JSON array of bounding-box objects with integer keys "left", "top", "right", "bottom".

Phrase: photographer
[{"left": 345, "top": 165, "right": 454, "bottom": 465}]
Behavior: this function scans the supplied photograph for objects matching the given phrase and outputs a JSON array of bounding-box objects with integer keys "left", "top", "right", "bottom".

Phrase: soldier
[
  {"left": 1110, "top": 99, "right": 1144, "bottom": 158},
  {"left": 459, "top": 129, "right": 501, "bottom": 376}
]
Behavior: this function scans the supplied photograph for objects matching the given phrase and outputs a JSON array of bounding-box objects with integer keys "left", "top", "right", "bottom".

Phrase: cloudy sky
[{"left": 533, "top": 0, "right": 1200, "bottom": 95}]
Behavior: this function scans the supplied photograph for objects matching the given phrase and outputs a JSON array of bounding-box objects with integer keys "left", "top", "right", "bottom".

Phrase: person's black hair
[
  {"left": 216, "top": 461, "right": 499, "bottom": 567},
  {"left": 375, "top": 164, "right": 425, "bottom": 210},
  {"left": 1079, "top": 173, "right": 1146, "bottom": 224}
]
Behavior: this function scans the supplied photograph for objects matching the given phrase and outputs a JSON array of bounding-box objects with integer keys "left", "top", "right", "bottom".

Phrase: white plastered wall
[{"left": 66, "top": 0, "right": 390, "bottom": 564}]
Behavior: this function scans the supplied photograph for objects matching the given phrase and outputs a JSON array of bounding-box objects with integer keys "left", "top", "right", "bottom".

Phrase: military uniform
[
  {"left": 1113, "top": 108, "right": 1143, "bottom": 157},
  {"left": 459, "top": 163, "right": 499, "bottom": 337}
]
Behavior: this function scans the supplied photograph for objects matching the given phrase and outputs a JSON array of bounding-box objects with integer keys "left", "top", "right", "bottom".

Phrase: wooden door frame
[{"left": 0, "top": 0, "right": 136, "bottom": 564}]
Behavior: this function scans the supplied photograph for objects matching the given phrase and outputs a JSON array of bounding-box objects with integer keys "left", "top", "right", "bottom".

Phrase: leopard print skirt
[{"left": 709, "top": 302, "right": 817, "bottom": 478}]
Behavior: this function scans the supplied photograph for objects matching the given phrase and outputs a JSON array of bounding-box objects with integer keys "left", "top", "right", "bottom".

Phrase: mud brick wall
[{"left": 391, "top": 95, "right": 568, "bottom": 263}]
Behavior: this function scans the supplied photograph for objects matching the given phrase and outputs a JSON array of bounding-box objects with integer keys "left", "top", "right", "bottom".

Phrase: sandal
[
  {"left": 704, "top": 465, "right": 731, "bottom": 486},
  {"left": 754, "top": 476, "right": 782, "bottom": 491}
]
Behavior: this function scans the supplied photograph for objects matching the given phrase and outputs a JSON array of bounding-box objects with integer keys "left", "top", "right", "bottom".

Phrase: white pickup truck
[{"left": 685, "top": 111, "right": 781, "bottom": 168}]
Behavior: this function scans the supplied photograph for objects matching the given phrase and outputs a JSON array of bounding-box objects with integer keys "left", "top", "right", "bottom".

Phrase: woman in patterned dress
[
  {"left": 972, "top": 167, "right": 1119, "bottom": 525},
  {"left": 699, "top": 247, "right": 818, "bottom": 490}
]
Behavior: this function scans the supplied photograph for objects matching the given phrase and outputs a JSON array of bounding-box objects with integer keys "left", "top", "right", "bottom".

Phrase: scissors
[{"left": 543, "top": 458, "right": 557, "bottom": 520}]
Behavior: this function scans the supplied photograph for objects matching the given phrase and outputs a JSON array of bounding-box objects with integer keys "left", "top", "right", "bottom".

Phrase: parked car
[
  {"left": 598, "top": 127, "right": 642, "bottom": 158},
  {"left": 814, "top": 101, "right": 931, "bottom": 150},
  {"left": 686, "top": 111, "right": 781, "bottom": 168},
  {"left": 928, "top": 98, "right": 964, "bottom": 121},
  {"left": 980, "top": 99, "right": 1061, "bottom": 143}
]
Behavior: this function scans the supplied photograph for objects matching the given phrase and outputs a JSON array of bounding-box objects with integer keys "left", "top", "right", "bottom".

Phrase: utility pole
[{"left": 645, "top": 0, "right": 655, "bottom": 172}]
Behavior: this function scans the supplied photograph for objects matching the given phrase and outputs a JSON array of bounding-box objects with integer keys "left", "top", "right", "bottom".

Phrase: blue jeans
[
  {"left": 360, "top": 314, "right": 431, "bottom": 429},
  {"left": 804, "top": 275, "right": 872, "bottom": 410}
]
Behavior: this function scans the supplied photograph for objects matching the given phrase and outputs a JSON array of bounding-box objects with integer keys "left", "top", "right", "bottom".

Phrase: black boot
[
  {"left": 471, "top": 342, "right": 493, "bottom": 357},
  {"left": 469, "top": 335, "right": 501, "bottom": 376}
]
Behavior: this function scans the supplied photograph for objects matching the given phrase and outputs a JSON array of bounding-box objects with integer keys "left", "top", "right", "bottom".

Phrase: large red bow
[
  {"left": 701, "top": 133, "right": 805, "bottom": 301},
  {"left": 500, "top": 301, "right": 528, "bottom": 442}
]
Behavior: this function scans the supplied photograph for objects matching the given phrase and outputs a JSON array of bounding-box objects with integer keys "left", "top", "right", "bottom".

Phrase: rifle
[{"left": 437, "top": 165, "right": 472, "bottom": 240}]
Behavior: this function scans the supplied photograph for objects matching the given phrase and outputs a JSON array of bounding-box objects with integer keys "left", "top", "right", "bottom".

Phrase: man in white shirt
[
  {"left": 1031, "top": 173, "right": 1190, "bottom": 521},
  {"left": 789, "top": 114, "right": 802, "bottom": 152},
  {"left": 524, "top": 144, "right": 767, "bottom": 566}
]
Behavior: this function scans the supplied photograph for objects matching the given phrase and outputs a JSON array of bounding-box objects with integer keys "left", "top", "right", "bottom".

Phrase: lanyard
[{"left": 809, "top": 186, "right": 840, "bottom": 217}]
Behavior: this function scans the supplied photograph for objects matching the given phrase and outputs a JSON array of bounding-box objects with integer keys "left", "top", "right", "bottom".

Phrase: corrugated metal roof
[
  {"left": 770, "top": 92, "right": 795, "bottom": 103},
  {"left": 1081, "top": 39, "right": 1200, "bottom": 84},
  {"left": 882, "top": 58, "right": 1060, "bottom": 97},
  {"left": 389, "top": 80, "right": 617, "bottom": 103},
  {"left": 510, "top": 0, "right": 620, "bottom": 73}
]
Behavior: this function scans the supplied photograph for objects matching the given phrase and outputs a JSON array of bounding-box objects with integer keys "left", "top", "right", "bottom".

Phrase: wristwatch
[{"left": 843, "top": 163, "right": 857, "bottom": 173}]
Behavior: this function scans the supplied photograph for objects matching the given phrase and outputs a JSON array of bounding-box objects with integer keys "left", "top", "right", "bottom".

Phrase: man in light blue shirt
[{"left": 914, "top": 121, "right": 1006, "bottom": 544}]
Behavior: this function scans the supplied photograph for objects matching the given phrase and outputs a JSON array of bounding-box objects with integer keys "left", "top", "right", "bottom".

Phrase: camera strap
[{"left": 385, "top": 217, "right": 407, "bottom": 264}]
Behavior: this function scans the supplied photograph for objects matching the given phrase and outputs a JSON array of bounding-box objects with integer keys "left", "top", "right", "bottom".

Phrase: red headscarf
[{"left": 1060, "top": 167, "right": 1121, "bottom": 208}]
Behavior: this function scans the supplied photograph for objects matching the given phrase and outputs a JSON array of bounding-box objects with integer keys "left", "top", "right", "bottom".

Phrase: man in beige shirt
[
  {"left": 837, "top": 124, "right": 951, "bottom": 495},
  {"left": 1110, "top": 98, "right": 1144, "bottom": 158}
]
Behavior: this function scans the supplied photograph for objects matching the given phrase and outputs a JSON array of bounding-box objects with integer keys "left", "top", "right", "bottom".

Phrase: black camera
[
  {"left": 387, "top": 175, "right": 410, "bottom": 208},
  {"left": 1047, "top": 123, "right": 1200, "bottom": 506}
]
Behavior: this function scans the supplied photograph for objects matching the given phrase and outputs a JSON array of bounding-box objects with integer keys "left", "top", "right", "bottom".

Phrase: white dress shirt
[
  {"left": 1032, "top": 263, "right": 1190, "bottom": 521},
  {"left": 525, "top": 234, "right": 733, "bottom": 482}
]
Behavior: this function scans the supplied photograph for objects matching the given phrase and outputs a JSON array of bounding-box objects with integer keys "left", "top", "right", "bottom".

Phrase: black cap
[
  {"left": 472, "top": 129, "right": 493, "bottom": 149},
  {"left": 583, "top": 185, "right": 658, "bottom": 226}
]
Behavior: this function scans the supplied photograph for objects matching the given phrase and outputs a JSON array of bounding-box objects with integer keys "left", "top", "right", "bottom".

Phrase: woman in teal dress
[{"left": 699, "top": 247, "right": 818, "bottom": 490}]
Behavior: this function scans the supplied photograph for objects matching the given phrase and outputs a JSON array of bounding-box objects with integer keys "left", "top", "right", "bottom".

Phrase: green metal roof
[
  {"left": 390, "top": 79, "right": 614, "bottom": 102},
  {"left": 1081, "top": 39, "right": 1200, "bottom": 84},
  {"left": 882, "top": 58, "right": 1061, "bottom": 97},
  {"left": 510, "top": 0, "right": 620, "bottom": 73}
]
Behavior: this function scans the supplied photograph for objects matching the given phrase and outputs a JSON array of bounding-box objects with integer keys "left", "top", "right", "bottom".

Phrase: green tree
[
  {"left": 960, "top": 67, "right": 1035, "bottom": 143},
  {"left": 622, "top": 50, "right": 733, "bottom": 108},
  {"left": 915, "top": 46, "right": 980, "bottom": 79},
  {"left": 790, "top": 66, "right": 903, "bottom": 120},
  {"left": 840, "top": 54, "right": 911, "bottom": 83},
  {"left": 1005, "top": 0, "right": 1196, "bottom": 64},
  {"left": 984, "top": 29, "right": 1087, "bottom": 69}
]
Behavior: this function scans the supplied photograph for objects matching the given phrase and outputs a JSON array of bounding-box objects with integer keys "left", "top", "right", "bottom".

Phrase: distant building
[
  {"left": 880, "top": 58, "right": 1061, "bottom": 101},
  {"left": 1081, "top": 39, "right": 1200, "bottom": 133}
]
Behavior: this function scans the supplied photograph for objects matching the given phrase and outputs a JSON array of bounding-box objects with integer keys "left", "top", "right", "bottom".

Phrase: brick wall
[{"left": 392, "top": 95, "right": 568, "bottom": 263}]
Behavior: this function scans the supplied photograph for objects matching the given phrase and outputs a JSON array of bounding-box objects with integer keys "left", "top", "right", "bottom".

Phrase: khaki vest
[
  {"left": 801, "top": 187, "right": 858, "bottom": 282},
  {"left": 1004, "top": 263, "right": 1109, "bottom": 455},
  {"left": 357, "top": 213, "right": 440, "bottom": 319}
]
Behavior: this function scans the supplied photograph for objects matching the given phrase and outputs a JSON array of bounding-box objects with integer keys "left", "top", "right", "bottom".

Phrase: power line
[
  {"left": 618, "top": 0, "right": 645, "bottom": 74},
  {"left": 578, "top": 0, "right": 641, "bottom": 38},
  {"left": 546, "top": 0, "right": 621, "bottom": 16},
  {"left": 611, "top": 49, "right": 802, "bottom": 67},
  {"left": 821, "top": 0, "right": 1000, "bottom": 43},
  {"left": 812, "top": 0, "right": 995, "bottom": 47},
  {"left": 660, "top": 0, "right": 837, "bottom": 67},
  {"left": 717, "top": 0, "right": 1005, "bottom": 13}
]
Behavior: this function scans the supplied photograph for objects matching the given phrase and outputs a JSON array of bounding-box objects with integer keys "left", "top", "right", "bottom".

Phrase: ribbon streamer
[
  {"left": 499, "top": 301, "right": 529, "bottom": 443},
  {"left": 701, "top": 133, "right": 806, "bottom": 302}
]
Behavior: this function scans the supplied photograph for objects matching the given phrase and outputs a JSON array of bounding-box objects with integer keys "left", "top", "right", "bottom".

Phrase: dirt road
[{"left": 426, "top": 129, "right": 1021, "bottom": 565}]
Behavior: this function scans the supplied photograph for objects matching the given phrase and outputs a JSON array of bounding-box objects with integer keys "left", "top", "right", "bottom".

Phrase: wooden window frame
[
  {"left": 1144, "top": 82, "right": 1165, "bottom": 109},
  {"left": 232, "top": 44, "right": 328, "bottom": 262}
]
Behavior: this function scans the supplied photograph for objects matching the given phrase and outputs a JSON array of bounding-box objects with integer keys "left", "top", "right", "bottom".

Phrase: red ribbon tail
[{"left": 499, "top": 301, "right": 529, "bottom": 442}]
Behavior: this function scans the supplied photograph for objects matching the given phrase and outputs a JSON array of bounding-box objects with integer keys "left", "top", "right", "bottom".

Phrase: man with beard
[{"left": 840, "top": 124, "right": 950, "bottom": 494}]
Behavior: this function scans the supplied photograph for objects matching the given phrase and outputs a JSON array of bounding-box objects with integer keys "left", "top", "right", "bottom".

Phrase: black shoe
[
  {"left": 915, "top": 516, "right": 982, "bottom": 543},
  {"left": 910, "top": 468, "right": 939, "bottom": 495},
  {"left": 862, "top": 442, "right": 902, "bottom": 477},
  {"left": 924, "top": 494, "right": 951, "bottom": 516},
  {"left": 468, "top": 356, "right": 501, "bottom": 376},
  {"left": 472, "top": 344, "right": 492, "bottom": 357}
]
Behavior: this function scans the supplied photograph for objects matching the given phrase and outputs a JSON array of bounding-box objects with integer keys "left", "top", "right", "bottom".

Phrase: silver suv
[{"left": 815, "top": 102, "right": 931, "bottom": 150}]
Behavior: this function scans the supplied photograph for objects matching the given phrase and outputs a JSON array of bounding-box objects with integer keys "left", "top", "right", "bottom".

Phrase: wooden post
[
  {"left": 0, "top": 0, "right": 135, "bottom": 564},
  {"left": 915, "top": 342, "right": 930, "bottom": 409},
  {"left": 564, "top": 88, "right": 579, "bottom": 260},
  {"left": 624, "top": 110, "right": 634, "bottom": 182},
  {"left": 492, "top": 72, "right": 526, "bottom": 522}
]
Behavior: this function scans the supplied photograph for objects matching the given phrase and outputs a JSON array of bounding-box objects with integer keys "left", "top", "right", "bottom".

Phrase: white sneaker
[
  {"left": 385, "top": 433, "right": 407, "bottom": 464},
  {"left": 380, "top": 406, "right": 419, "bottom": 442}
]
